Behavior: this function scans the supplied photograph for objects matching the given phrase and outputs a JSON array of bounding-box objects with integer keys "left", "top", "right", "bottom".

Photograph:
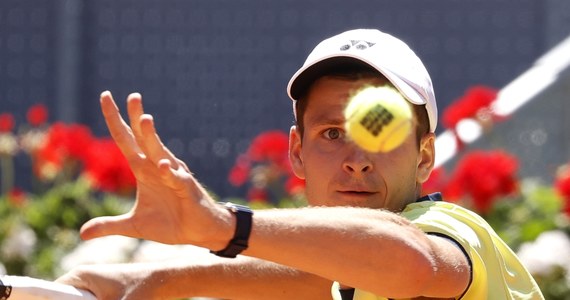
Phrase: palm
[
  {"left": 129, "top": 161, "right": 192, "bottom": 244},
  {"left": 79, "top": 91, "right": 219, "bottom": 246}
]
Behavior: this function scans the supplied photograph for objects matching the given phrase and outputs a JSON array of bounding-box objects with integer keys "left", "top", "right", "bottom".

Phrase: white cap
[{"left": 287, "top": 28, "right": 438, "bottom": 132}]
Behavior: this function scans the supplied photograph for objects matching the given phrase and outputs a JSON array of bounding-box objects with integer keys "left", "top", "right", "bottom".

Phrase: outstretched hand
[{"left": 80, "top": 91, "right": 232, "bottom": 250}]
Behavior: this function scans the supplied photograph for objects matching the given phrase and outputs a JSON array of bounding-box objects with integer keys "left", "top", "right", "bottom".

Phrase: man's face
[{"left": 289, "top": 76, "right": 434, "bottom": 211}]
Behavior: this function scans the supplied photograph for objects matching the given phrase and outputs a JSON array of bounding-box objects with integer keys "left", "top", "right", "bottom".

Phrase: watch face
[{"left": 225, "top": 202, "right": 253, "bottom": 214}]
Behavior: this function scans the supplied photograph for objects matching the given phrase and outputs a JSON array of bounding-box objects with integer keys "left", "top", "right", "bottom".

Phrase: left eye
[{"left": 323, "top": 128, "right": 342, "bottom": 140}]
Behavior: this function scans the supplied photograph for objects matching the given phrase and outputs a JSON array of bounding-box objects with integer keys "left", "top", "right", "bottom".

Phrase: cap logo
[{"left": 340, "top": 40, "right": 376, "bottom": 51}]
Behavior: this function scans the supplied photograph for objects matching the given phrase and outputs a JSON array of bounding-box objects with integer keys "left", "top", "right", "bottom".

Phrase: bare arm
[
  {"left": 245, "top": 207, "right": 469, "bottom": 298},
  {"left": 57, "top": 256, "right": 332, "bottom": 300},
  {"left": 79, "top": 91, "right": 469, "bottom": 299},
  {"left": 162, "top": 257, "right": 332, "bottom": 299}
]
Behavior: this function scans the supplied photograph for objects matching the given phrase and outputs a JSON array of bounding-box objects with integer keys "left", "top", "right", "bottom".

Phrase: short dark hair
[{"left": 294, "top": 64, "right": 430, "bottom": 147}]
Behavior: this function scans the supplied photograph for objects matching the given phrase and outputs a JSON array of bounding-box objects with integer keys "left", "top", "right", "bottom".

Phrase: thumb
[{"left": 80, "top": 213, "right": 135, "bottom": 240}]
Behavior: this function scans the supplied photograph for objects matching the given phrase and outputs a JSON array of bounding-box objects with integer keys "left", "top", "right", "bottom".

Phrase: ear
[
  {"left": 289, "top": 125, "right": 306, "bottom": 179},
  {"left": 417, "top": 132, "right": 435, "bottom": 184}
]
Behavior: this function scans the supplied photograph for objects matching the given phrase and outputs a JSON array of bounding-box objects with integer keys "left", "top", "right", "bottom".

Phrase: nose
[{"left": 342, "top": 146, "right": 374, "bottom": 174}]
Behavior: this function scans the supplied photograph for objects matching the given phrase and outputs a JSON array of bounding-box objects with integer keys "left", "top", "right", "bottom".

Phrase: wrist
[
  {"left": 210, "top": 202, "right": 253, "bottom": 258},
  {"left": 200, "top": 203, "right": 235, "bottom": 251}
]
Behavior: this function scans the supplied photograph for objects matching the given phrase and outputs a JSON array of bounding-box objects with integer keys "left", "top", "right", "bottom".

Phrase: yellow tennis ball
[{"left": 344, "top": 85, "right": 413, "bottom": 152}]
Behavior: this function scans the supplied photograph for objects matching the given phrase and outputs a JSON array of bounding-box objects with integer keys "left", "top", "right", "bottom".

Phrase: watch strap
[
  {"left": 0, "top": 277, "right": 12, "bottom": 299},
  {"left": 211, "top": 202, "right": 253, "bottom": 258}
]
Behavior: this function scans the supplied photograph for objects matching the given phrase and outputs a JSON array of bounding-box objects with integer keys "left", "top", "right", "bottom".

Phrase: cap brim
[
  {"left": 287, "top": 55, "right": 428, "bottom": 107},
  {"left": 288, "top": 57, "right": 374, "bottom": 100}
]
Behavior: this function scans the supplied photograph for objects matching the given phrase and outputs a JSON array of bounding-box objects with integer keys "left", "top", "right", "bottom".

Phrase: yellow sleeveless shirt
[{"left": 331, "top": 199, "right": 544, "bottom": 300}]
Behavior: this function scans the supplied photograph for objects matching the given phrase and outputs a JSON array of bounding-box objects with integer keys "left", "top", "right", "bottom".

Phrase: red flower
[
  {"left": 445, "top": 150, "right": 519, "bottom": 213},
  {"left": 248, "top": 130, "right": 290, "bottom": 171},
  {"left": 34, "top": 122, "right": 94, "bottom": 178},
  {"left": 0, "top": 113, "right": 15, "bottom": 133},
  {"left": 7, "top": 187, "right": 27, "bottom": 207},
  {"left": 442, "top": 86, "right": 498, "bottom": 130},
  {"left": 247, "top": 187, "right": 268, "bottom": 202},
  {"left": 27, "top": 104, "right": 49, "bottom": 127},
  {"left": 285, "top": 175, "right": 305, "bottom": 195},
  {"left": 83, "top": 138, "right": 136, "bottom": 194},
  {"left": 64, "top": 124, "right": 94, "bottom": 161},
  {"left": 422, "top": 167, "right": 448, "bottom": 196},
  {"left": 229, "top": 130, "right": 292, "bottom": 186},
  {"left": 229, "top": 130, "right": 298, "bottom": 203},
  {"left": 228, "top": 154, "right": 251, "bottom": 187},
  {"left": 33, "top": 122, "right": 135, "bottom": 194},
  {"left": 554, "top": 165, "right": 570, "bottom": 217}
]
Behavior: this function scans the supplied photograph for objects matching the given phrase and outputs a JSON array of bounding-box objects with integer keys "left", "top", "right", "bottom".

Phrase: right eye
[{"left": 322, "top": 128, "right": 343, "bottom": 140}]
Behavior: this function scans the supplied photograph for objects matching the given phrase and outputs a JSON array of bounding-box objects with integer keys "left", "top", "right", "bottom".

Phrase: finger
[
  {"left": 139, "top": 114, "right": 180, "bottom": 168},
  {"left": 79, "top": 214, "right": 138, "bottom": 241},
  {"left": 126, "top": 93, "right": 148, "bottom": 152},
  {"left": 176, "top": 158, "right": 191, "bottom": 173},
  {"left": 157, "top": 158, "right": 190, "bottom": 193},
  {"left": 100, "top": 91, "right": 142, "bottom": 159}
]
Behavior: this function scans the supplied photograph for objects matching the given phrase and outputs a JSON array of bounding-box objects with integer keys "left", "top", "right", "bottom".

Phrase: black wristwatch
[
  {"left": 211, "top": 202, "right": 253, "bottom": 258},
  {"left": 0, "top": 277, "right": 12, "bottom": 299}
]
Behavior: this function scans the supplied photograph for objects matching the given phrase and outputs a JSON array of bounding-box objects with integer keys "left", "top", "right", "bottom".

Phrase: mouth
[
  {"left": 334, "top": 190, "right": 379, "bottom": 206},
  {"left": 334, "top": 181, "right": 383, "bottom": 203},
  {"left": 337, "top": 190, "right": 378, "bottom": 196}
]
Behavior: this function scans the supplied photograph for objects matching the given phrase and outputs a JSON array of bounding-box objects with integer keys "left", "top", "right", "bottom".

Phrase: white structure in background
[{"left": 436, "top": 34, "right": 570, "bottom": 173}]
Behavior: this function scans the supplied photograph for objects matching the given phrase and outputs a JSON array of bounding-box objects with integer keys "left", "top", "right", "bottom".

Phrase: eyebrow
[{"left": 306, "top": 114, "right": 345, "bottom": 127}]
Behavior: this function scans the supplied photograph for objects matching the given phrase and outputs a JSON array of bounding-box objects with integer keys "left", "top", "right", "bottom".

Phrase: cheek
[
  {"left": 382, "top": 152, "right": 420, "bottom": 204},
  {"left": 301, "top": 154, "right": 337, "bottom": 206},
  {"left": 302, "top": 141, "right": 342, "bottom": 170}
]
